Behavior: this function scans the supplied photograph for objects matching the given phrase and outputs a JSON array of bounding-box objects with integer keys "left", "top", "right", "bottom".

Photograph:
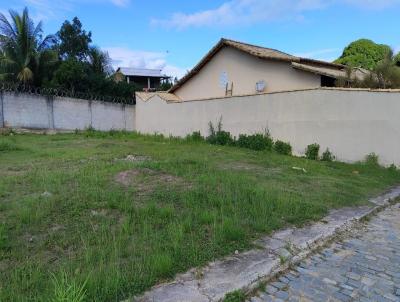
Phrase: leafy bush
[
  {"left": 274, "top": 140, "right": 292, "bottom": 155},
  {"left": 321, "top": 148, "right": 335, "bottom": 162},
  {"left": 305, "top": 143, "right": 320, "bottom": 160},
  {"left": 236, "top": 133, "right": 273, "bottom": 151},
  {"left": 364, "top": 153, "right": 379, "bottom": 166},
  {"left": 207, "top": 118, "right": 234, "bottom": 146},
  {"left": 186, "top": 131, "right": 204, "bottom": 142}
]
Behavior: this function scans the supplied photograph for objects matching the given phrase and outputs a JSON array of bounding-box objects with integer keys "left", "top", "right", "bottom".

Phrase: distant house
[
  {"left": 114, "top": 68, "right": 170, "bottom": 91},
  {"left": 164, "top": 38, "right": 369, "bottom": 101}
]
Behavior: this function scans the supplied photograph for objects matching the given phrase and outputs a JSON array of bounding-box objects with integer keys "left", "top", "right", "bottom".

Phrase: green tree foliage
[
  {"left": 0, "top": 9, "right": 158, "bottom": 101},
  {"left": 57, "top": 17, "right": 92, "bottom": 60},
  {"left": 393, "top": 52, "right": 400, "bottom": 67},
  {"left": 0, "top": 8, "right": 57, "bottom": 85},
  {"left": 373, "top": 50, "right": 400, "bottom": 88},
  {"left": 52, "top": 58, "right": 88, "bottom": 91},
  {"left": 88, "top": 46, "right": 113, "bottom": 75},
  {"left": 335, "top": 39, "right": 391, "bottom": 70},
  {"left": 336, "top": 49, "right": 400, "bottom": 89}
]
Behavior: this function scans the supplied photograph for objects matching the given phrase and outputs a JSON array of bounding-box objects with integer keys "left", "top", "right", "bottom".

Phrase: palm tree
[{"left": 0, "top": 7, "right": 57, "bottom": 85}]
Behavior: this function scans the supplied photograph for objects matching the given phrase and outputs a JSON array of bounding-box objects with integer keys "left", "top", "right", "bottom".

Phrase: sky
[{"left": 2, "top": 0, "right": 400, "bottom": 78}]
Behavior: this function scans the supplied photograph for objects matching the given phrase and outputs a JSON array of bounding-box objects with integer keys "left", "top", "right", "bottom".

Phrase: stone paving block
[
  {"left": 270, "top": 281, "right": 287, "bottom": 290},
  {"left": 265, "top": 285, "right": 278, "bottom": 294},
  {"left": 247, "top": 204, "right": 400, "bottom": 302},
  {"left": 275, "top": 291, "right": 289, "bottom": 300},
  {"left": 333, "top": 291, "right": 352, "bottom": 302},
  {"left": 346, "top": 272, "right": 361, "bottom": 281}
]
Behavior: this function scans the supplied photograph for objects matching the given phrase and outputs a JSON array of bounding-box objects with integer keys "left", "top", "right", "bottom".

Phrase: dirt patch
[{"left": 114, "top": 168, "right": 188, "bottom": 195}]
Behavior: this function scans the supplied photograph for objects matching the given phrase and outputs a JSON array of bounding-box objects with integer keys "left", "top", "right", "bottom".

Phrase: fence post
[
  {"left": 123, "top": 103, "right": 127, "bottom": 130},
  {"left": 46, "top": 96, "right": 55, "bottom": 129},
  {"left": 88, "top": 100, "right": 93, "bottom": 129},
  {"left": 0, "top": 92, "right": 4, "bottom": 128}
]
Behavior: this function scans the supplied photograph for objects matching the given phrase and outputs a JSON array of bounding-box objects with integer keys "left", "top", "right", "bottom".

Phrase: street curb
[
  {"left": 133, "top": 186, "right": 400, "bottom": 302},
  {"left": 243, "top": 188, "right": 400, "bottom": 300}
]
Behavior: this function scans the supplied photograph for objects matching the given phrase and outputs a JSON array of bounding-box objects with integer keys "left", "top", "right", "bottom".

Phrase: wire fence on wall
[{"left": 0, "top": 82, "right": 135, "bottom": 105}]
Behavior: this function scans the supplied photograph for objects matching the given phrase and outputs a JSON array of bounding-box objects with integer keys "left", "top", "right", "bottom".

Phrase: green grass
[{"left": 0, "top": 131, "right": 399, "bottom": 301}]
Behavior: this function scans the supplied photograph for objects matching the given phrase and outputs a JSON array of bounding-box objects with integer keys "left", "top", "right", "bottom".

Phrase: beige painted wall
[
  {"left": 136, "top": 89, "right": 400, "bottom": 166},
  {"left": 174, "top": 47, "right": 321, "bottom": 101}
]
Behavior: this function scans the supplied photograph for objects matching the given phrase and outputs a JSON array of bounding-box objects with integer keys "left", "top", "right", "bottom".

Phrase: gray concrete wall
[
  {"left": 136, "top": 88, "right": 400, "bottom": 166},
  {"left": 1, "top": 92, "right": 135, "bottom": 131}
]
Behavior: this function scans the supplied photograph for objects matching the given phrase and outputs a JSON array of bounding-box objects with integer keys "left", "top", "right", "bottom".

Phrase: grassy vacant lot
[{"left": 1, "top": 131, "right": 399, "bottom": 301}]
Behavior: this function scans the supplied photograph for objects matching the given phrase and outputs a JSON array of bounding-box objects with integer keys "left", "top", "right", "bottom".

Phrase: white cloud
[
  {"left": 151, "top": 0, "right": 327, "bottom": 29},
  {"left": 105, "top": 46, "right": 188, "bottom": 79},
  {"left": 151, "top": 0, "right": 400, "bottom": 30}
]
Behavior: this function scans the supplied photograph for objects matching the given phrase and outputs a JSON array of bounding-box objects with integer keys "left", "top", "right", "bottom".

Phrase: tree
[
  {"left": 0, "top": 8, "right": 57, "bottom": 85},
  {"left": 57, "top": 17, "right": 92, "bottom": 61},
  {"left": 52, "top": 58, "right": 88, "bottom": 91},
  {"left": 88, "top": 46, "right": 113, "bottom": 75},
  {"left": 336, "top": 49, "right": 400, "bottom": 89},
  {"left": 374, "top": 50, "right": 400, "bottom": 89},
  {"left": 335, "top": 39, "right": 391, "bottom": 70},
  {"left": 394, "top": 52, "right": 400, "bottom": 67}
]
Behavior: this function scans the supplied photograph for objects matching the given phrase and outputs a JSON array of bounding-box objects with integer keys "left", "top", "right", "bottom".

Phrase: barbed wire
[{"left": 0, "top": 82, "right": 135, "bottom": 105}]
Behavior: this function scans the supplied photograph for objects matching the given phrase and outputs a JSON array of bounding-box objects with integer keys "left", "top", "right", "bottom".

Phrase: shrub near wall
[
  {"left": 305, "top": 143, "right": 320, "bottom": 160},
  {"left": 236, "top": 133, "right": 273, "bottom": 151},
  {"left": 274, "top": 140, "right": 292, "bottom": 155}
]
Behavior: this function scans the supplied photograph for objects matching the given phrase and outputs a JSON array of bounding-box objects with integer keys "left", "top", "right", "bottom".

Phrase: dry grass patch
[{"left": 114, "top": 168, "right": 189, "bottom": 195}]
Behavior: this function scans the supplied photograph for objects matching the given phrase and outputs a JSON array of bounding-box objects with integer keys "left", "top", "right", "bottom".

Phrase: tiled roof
[
  {"left": 292, "top": 62, "right": 370, "bottom": 81},
  {"left": 136, "top": 91, "right": 182, "bottom": 103}
]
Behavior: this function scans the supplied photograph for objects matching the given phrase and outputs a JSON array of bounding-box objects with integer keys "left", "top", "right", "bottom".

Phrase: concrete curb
[{"left": 133, "top": 186, "right": 400, "bottom": 302}]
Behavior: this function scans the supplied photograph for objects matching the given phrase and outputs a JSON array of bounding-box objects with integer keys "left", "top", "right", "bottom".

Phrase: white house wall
[{"left": 174, "top": 47, "right": 322, "bottom": 101}]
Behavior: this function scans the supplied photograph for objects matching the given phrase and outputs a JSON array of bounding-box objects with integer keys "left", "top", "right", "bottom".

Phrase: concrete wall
[
  {"left": 136, "top": 88, "right": 400, "bottom": 166},
  {"left": 174, "top": 47, "right": 322, "bottom": 101},
  {"left": 0, "top": 92, "right": 135, "bottom": 131}
]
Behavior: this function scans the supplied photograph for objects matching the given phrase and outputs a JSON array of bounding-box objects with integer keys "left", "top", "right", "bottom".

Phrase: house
[
  {"left": 163, "top": 38, "right": 368, "bottom": 101},
  {"left": 114, "top": 67, "right": 170, "bottom": 91}
]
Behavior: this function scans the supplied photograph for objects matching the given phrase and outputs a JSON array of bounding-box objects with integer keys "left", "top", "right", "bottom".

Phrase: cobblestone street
[{"left": 249, "top": 204, "right": 400, "bottom": 302}]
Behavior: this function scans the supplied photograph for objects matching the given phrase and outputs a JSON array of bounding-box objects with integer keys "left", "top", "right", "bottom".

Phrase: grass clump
[
  {"left": 51, "top": 271, "right": 88, "bottom": 302},
  {"left": 223, "top": 290, "right": 246, "bottom": 302},
  {"left": 274, "top": 140, "right": 292, "bottom": 155},
  {"left": 0, "top": 223, "right": 8, "bottom": 250},
  {"left": 0, "top": 140, "right": 21, "bottom": 152}
]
